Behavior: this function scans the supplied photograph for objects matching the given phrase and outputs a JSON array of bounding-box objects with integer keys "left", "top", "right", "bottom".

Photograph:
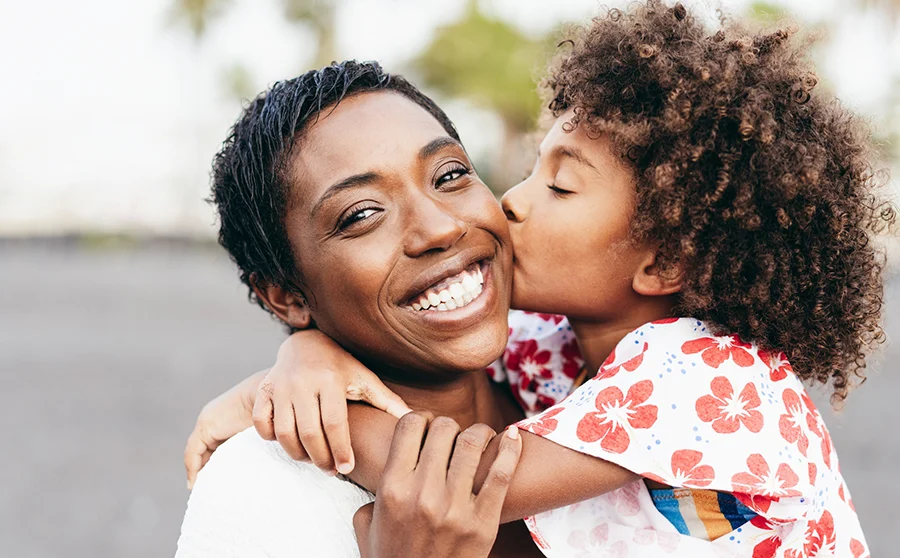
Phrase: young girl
[{"left": 186, "top": 2, "right": 890, "bottom": 556}]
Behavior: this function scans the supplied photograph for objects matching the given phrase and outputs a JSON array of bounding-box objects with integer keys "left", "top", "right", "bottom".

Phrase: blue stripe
[
  {"left": 649, "top": 489, "right": 691, "bottom": 536},
  {"left": 717, "top": 491, "right": 758, "bottom": 530}
]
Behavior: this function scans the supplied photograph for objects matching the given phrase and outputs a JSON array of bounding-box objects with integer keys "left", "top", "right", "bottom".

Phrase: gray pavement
[{"left": 1, "top": 242, "right": 897, "bottom": 557}]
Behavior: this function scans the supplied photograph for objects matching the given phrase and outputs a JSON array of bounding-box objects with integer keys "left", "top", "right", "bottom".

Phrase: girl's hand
[
  {"left": 252, "top": 329, "right": 411, "bottom": 475},
  {"left": 184, "top": 369, "right": 268, "bottom": 489},
  {"left": 352, "top": 414, "right": 522, "bottom": 558}
]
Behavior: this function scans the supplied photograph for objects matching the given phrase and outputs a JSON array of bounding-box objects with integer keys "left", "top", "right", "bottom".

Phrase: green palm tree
[{"left": 412, "top": 0, "right": 556, "bottom": 190}]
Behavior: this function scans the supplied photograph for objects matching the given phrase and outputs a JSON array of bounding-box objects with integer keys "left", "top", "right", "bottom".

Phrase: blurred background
[{"left": 1, "top": 0, "right": 898, "bottom": 556}]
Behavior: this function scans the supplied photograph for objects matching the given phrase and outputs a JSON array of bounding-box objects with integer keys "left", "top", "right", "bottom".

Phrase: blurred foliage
[
  {"left": 169, "top": 0, "right": 232, "bottom": 39},
  {"left": 413, "top": 0, "right": 555, "bottom": 135},
  {"left": 170, "top": 0, "right": 337, "bottom": 67},
  {"left": 747, "top": 1, "right": 790, "bottom": 24}
]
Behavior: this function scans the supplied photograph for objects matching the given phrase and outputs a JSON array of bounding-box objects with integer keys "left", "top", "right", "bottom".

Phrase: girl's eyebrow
[{"left": 552, "top": 146, "right": 600, "bottom": 174}]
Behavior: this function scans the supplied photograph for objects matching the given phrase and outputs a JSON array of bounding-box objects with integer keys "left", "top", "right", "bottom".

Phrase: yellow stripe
[
  {"left": 690, "top": 490, "right": 735, "bottom": 541},
  {"left": 673, "top": 489, "right": 710, "bottom": 541}
]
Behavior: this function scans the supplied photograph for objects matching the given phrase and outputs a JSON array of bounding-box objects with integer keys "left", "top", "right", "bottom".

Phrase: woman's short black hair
[{"left": 211, "top": 60, "right": 460, "bottom": 320}]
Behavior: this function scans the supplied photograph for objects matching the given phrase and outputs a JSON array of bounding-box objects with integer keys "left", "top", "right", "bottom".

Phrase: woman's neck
[
  {"left": 382, "top": 371, "right": 518, "bottom": 433},
  {"left": 569, "top": 297, "right": 676, "bottom": 376}
]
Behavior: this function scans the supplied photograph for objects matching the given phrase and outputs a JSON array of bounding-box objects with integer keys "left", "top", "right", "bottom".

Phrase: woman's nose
[{"left": 404, "top": 198, "right": 467, "bottom": 257}]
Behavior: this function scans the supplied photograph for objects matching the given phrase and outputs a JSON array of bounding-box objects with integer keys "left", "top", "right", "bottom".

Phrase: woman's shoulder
[{"left": 176, "top": 428, "right": 373, "bottom": 557}]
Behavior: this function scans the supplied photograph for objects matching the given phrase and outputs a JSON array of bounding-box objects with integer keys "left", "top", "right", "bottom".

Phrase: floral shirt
[{"left": 492, "top": 312, "right": 869, "bottom": 558}]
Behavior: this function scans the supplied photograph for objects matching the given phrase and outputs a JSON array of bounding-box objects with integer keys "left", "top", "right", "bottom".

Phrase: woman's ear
[
  {"left": 250, "top": 273, "right": 312, "bottom": 329},
  {"left": 633, "top": 251, "right": 682, "bottom": 297}
]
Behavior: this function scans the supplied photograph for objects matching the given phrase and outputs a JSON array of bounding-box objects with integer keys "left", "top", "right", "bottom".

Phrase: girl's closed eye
[{"left": 548, "top": 183, "right": 575, "bottom": 197}]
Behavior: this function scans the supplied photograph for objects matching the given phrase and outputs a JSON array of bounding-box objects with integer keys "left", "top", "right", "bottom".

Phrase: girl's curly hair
[{"left": 544, "top": 0, "right": 895, "bottom": 403}]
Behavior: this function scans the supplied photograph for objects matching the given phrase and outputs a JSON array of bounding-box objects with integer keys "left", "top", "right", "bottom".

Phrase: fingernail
[
  {"left": 337, "top": 462, "right": 353, "bottom": 475},
  {"left": 506, "top": 425, "right": 519, "bottom": 440},
  {"left": 187, "top": 480, "right": 193, "bottom": 490}
]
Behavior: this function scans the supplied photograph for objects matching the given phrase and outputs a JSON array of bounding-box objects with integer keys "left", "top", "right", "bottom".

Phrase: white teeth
[
  {"left": 449, "top": 283, "right": 464, "bottom": 299},
  {"left": 461, "top": 274, "right": 477, "bottom": 293},
  {"left": 409, "top": 264, "right": 488, "bottom": 312}
]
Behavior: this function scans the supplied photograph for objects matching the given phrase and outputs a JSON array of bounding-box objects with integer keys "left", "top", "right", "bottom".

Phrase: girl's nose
[{"left": 501, "top": 182, "right": 529, "bottom": 223}]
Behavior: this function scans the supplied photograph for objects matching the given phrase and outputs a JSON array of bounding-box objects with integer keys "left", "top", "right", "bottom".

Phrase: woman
[{"left": 176, "top": 60, "right": 634, "bottom": 557}]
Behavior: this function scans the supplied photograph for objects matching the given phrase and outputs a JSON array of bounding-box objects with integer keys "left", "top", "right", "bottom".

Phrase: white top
[{"left": 175, "top": 428, "right": 374, "bottom": 558}]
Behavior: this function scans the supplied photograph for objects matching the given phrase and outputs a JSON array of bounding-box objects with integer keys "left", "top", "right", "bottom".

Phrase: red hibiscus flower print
[
  {"left": 752, "top": 535, "right": 781, "bottom": 558},
  {"left": 850, "top": 538, "right": 868, "bottom": 558},
  {"left": 785, "top": 511, "right": 836, "bottom": 558},
  {"left": 519, "top": 407, "right": 565, "bottom": 436},
  {"left": 643, "top": 450, "right": 716, "bottom": 488},
  {"left": 506, "top": 339, "right": 552, "bottom": 379},
  {"left": 732, "top": 454, "right": 803, "bottom": 499},
  {"left": 597, "top": 343, "right": 649, "bottom": 380},
  {"left": 749, "top": 516, "right": 781, "bottom": 557},
  {"left": 682, "top": 335, "right": 755, "bottom": 368},
  {"left": 525, "top": 312, "right": 566, "bottom": 325},
  {"left": 670, "top": 449, "right": 716, "bottom": 488},
  {"left": 779, "top": 389, "right": 810, "bottom": 456},
  {"left": 758, "top": 349, "right": 793, "bottom": 382},
  {"left": 576, "top": 380, "right": 658, "bottom": 454},
  {"left": 651, "top": 317, "right": 680, "bottom": 325},
  {"left": 696, "top": 377, "right": 764, "bottom": 434},
  {"left": 561, "top": 338, "right": 583, "bottom": 379}
]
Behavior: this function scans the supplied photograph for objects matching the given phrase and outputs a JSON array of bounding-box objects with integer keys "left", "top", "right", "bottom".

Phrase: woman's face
[
  {"left": 502, "top": 111, "right": 650, "bottom": 322},
  {"left": 284, "top": 91, "right": 512, "bottom": 383}
]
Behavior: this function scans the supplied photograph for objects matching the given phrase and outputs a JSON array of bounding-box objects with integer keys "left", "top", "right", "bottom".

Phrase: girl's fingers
[
  {"left": 351, "top": 370, "right": 412, "bottom": 419},
  {"left": 446, "top": 423, "right": 494, "bottom": 501},
  {"left": 184, "top": 431, "right": 207, "bottom": 486},
  {"left": 319, "top": 385, "right": 354, "bottom": 475},
  {"left": 293, "top": 396, "right": 334, "bottom": 473},
  {"left": 272, "top": 396, "right": 305, "bottom": 462},
  {"left": 474, "top": 426, "right": 522, "bottom": 519},
  {"left": 384, "top": 412, "right": 432, "bottom": 477},
  {"left": 252, "top": 381, "right": 276, "bottom": 441}
]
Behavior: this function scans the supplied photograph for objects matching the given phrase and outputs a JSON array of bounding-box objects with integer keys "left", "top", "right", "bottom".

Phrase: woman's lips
[
  {"left": 400, "top": 260, "right": 498, "bottom": 331},
  {"left": 405, "top": 263, "right": 484, "bottom": 312}
]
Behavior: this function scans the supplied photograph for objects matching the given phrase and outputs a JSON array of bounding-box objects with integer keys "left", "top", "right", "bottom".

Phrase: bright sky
[{"left": 1, "top": 0, "right": 897, "bottom": 235}]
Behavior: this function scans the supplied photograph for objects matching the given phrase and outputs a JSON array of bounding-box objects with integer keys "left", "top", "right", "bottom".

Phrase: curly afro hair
[{"left": 544, "top": 0, "right": 895, "bottom": 403}]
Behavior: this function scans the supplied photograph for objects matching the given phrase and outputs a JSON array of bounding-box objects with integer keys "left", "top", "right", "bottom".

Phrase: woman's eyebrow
[
  {"left": 312, "top": 171, "right": 380, "bottom": 216},
  {"left": 418, "top": 136, "right": 464, "bottom": 160}
]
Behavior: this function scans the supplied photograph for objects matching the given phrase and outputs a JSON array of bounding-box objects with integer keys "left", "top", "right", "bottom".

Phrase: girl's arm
[{"left": 346, "top": 404, "right": 638, "bottom": 524}]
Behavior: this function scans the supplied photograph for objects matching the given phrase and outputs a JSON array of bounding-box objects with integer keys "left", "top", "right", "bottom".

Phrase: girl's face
[{"left": 501, "top": 112, "right": 653, "bottom": 322}]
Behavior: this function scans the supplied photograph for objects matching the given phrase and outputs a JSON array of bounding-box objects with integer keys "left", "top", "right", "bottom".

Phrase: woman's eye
[
  {"left": 339, "top": 207, "right": 379, "bottom": 230},
  {"left": 436, "top": 165, "right": 470, "bottom": 187}
]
